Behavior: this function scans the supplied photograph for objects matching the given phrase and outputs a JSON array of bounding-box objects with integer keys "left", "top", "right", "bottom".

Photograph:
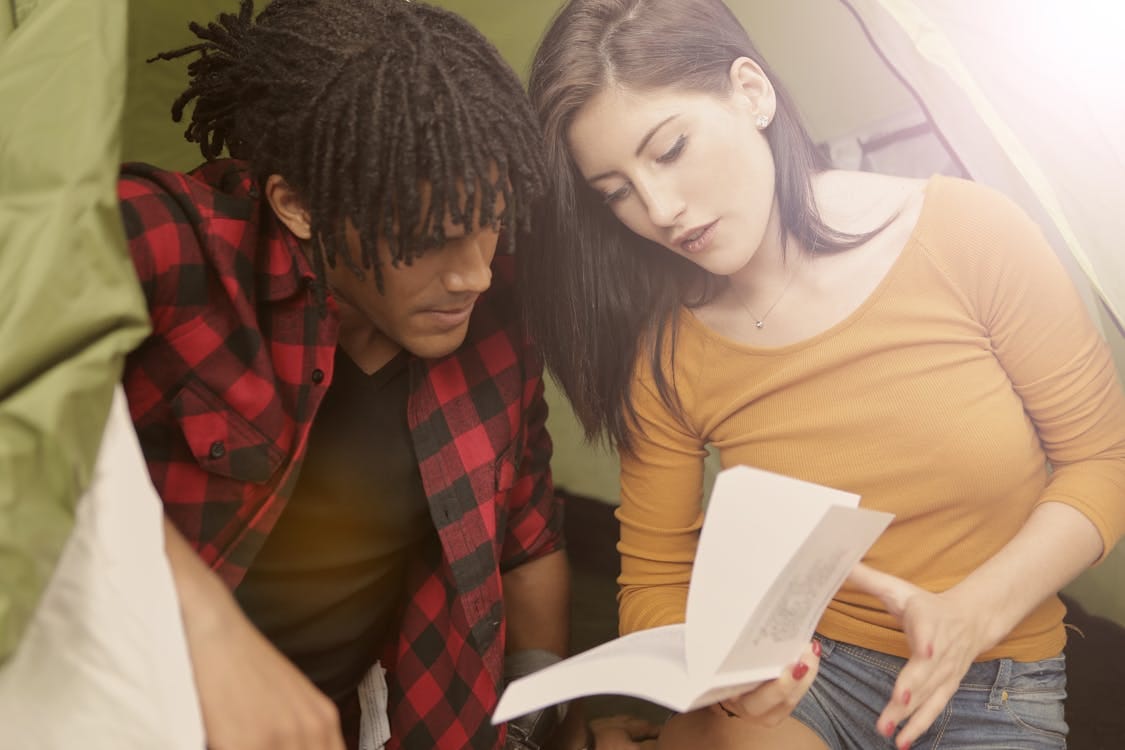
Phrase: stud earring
[{"left": 755, "top": 114, "right": 771, "bottom": 130}]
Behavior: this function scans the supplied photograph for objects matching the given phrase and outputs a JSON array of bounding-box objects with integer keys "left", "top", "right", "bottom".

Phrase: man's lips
[{"left": 421, "top": 299, "right": 477, "bottom": 328}]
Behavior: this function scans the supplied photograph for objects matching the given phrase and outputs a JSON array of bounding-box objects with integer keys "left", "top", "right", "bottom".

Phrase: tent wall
[{"left": 122, "top": 1, "right": 1125, "bottom": 626}]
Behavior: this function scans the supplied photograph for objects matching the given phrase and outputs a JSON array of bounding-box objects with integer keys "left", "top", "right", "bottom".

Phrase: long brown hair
[{"left": 525, "top": 0, "right": 872, "bottom": 452}]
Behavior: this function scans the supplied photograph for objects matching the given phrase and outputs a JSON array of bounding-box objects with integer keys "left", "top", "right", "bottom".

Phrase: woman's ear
[
  {"left": 728, "top": 56, "right": 776, "bottom": 125},
  {"left": 264, "top": 174, "right": 312, "bottom": 239}
]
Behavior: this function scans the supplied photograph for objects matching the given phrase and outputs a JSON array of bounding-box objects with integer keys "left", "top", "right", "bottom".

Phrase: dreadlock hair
[{"left": 150, "top": 0, "right": 547, "bottom": 297}]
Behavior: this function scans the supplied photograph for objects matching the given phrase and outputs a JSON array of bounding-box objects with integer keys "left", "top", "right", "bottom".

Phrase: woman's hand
[
  {"left": 708, "top": 640, "right": 820, "bottom": 727},
  {"left": 848, "top": 563, "right": 1000, "bottom": 750}
]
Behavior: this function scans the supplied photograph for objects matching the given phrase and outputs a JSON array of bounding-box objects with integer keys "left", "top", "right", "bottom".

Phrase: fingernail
[
  {"left": 926, "top": 643, "right": 934, "bottom": 658},
  {"left": 881, "top": 720, "right": 896, "bottom": 738},
  {"left": 812, "top": 640, "right": 822, "bottom": 658},
  {"left": 791, "top": 662, "right": 809, "bottom": 680},
  {"left": 898, "top": 741, "right": 911, "bottom": 750},
  {"left": 901, "top": 689, "right": 911, "bottom": 707}
]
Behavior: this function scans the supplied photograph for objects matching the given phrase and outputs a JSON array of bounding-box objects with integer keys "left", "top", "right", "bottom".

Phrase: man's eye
[{"left": 656, "top": 135, "right": 686, "bottom": 164}]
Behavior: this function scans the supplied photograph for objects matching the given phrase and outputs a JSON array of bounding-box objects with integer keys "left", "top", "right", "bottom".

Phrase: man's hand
[{"left": 164, "top": 519, "right": 345, "bottom": 750}]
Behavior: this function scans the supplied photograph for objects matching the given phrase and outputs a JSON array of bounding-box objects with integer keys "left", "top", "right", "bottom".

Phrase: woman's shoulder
[
  {"left": 813, "top": 170, "right": 928, "bottom": 234},
  {"left": 915, "top": 174, "right": 1037, "bottom": 240},
  {"left": 817, "top": 170, "right": 1039, "bottom": 260},
  {"left": 873, "top": 174, "right": 1052, "bottom": 305}
]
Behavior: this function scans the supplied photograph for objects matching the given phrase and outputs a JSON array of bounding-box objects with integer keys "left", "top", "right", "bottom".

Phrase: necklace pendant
[{"left": 754, "top": 320, "right": 764, "bottom": 329}]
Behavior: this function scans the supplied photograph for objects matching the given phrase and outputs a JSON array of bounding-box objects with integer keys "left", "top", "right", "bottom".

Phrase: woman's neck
[{"left": 726, "top": 202, "right": 802, "bottom": 300}]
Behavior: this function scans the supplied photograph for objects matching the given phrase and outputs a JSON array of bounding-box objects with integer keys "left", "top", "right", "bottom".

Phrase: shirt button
[
  {"left": 209, "top": 440, "right": 226, "bottom": 459},
  {"left": 247, "top": 185, "right": 260, "bottom": 199},
  {"left": 311, "top": 368, "right": 325, "bottom": 384}
]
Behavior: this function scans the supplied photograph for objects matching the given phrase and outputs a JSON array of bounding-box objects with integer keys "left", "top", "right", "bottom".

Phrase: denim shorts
[{"left": 792, "top": 634, "right": 1068, "bottom": 749}]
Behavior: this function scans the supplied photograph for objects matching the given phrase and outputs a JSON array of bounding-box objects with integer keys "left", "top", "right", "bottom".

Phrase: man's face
[{"left": 324, "top": 202, "right": 502, "bottom": 362}]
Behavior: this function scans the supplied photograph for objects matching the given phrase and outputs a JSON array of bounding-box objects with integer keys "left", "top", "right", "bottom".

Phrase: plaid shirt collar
[
  {"left": 259, "top": 223, "right": 313, "bottom": 302},
  {"left": 215, "top": 160, "right": 316, "bottom": 303}
]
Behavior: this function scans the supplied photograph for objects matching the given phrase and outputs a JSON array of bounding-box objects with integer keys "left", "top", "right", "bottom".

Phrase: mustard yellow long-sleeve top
[{"left": 617, "top": 176, "right": 1125, "bottom": 662}]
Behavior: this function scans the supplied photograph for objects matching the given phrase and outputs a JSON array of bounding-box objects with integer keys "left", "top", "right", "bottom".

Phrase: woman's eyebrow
[{"left": 587, "top": 114, "right": 680, "bottom": 183}]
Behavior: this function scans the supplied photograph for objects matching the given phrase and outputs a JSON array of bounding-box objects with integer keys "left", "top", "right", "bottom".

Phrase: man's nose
[{"left": 441, "top": 232, "right": 495, "bottom": 294}]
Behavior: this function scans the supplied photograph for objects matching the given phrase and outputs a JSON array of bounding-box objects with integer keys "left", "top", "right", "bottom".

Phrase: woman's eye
[
  {"left": 656, "top": 135, "right": 686, "bottom": 164},
  {"left": 603, "top": 185, "right": 631, "bottom": 204}
]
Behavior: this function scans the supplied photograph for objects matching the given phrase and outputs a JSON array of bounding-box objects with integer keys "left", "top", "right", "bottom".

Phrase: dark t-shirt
[{"left": 236, "top": 347, "right": 434, "bottom": 706}]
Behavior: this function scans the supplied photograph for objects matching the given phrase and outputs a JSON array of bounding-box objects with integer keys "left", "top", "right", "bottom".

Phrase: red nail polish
[
  {"left": 902, "top": 689, "right": 911, "bottom": 707},
  {"left": 791, "top": 662, "right": 809, "bottom": 680},
  {"left": 812, "top": 640, "right": 822, "bottom": 658},
  {"left": 898, "top": 741, "right": 911, "bottom": 750},
  {"left": 882, "top": 720, "right": 896, "bottom": 738},
  {"left": 926, "top": 643, "right": 934, "bottom": 658}
]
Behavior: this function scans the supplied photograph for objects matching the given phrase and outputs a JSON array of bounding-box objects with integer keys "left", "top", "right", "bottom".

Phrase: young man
[{"left": 118, "top": 2, "right": 572, "bottom": 748}]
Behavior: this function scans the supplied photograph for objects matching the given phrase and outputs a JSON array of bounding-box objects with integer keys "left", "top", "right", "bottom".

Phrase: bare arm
[
  {"left": 502, "top": 548, "right": 571, "bottom": 655},
  {"left": 502, "top": 550, "right": 586, "bottom": 750},
  {"left": 164, "top": 517, "right": 345, "bottom": 750},
  {"left": 934, "top": 501, "right": 1100, "bottom": 650}
]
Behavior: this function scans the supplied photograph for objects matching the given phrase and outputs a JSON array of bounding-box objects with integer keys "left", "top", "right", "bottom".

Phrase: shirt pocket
[
  {"left": 494, "top": 438, "right": 522, "bottom": 495},
  {"left": 172, "top": 378, "right": 285, "bottom": 483}
]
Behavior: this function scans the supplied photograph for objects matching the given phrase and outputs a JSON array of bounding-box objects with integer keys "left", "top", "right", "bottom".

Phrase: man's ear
[
  {"left": 264, "top": 174, "right": 312, "bottom": 239},
  {"left": 728, "top": 56, "right": 776, "bottom": 124}
]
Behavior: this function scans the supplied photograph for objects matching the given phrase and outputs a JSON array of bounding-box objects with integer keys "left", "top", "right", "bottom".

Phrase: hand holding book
[{"left": 493, "top": 466, "right": 893, "bottom": 724}]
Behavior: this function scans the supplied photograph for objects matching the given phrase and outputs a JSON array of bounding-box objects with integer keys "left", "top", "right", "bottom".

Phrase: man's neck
[{"left": 335, "top": 304, "right": 402, "bottom": 375}]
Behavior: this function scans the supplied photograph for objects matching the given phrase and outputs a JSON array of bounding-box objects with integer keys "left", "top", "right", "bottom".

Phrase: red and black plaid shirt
[{"left": 118, "top": 160, "right": 563, "bottom": 749}]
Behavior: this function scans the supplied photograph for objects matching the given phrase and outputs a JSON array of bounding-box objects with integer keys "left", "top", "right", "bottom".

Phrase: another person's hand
[
  {"left": 585, "top": 714, "right": 662, "bottom": 749},
  {"left": 848, "top": 562, "right": 998, "bottom": 750},
  {"left": 708, "top": 640, "right": 820, "bottom": 727},
  {"left": 164, "top": 519, "right": 345, "bottom": 750},
  {"left": 188, "top": 604, "right": 346, "bottom": 750}
]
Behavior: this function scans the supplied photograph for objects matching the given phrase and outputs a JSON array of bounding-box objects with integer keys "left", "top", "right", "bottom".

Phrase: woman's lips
[{"left": 680, "top": 221, "right": 717, "bottom": 254}]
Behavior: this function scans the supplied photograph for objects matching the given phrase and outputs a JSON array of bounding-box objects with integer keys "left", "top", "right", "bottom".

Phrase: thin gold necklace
[{"left": 736, "top": 239, "right": 815, "bottom": 330}]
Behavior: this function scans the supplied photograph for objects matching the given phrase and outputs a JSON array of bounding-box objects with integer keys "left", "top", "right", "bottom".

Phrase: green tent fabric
[
  {"left": 0, "top": 0, "right": 150, "bottom": 662},
  {"left": 11, "top": 1, "right": 40, "bottom": 28}
]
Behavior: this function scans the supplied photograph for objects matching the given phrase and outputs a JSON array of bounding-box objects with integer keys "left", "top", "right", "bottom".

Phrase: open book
[{"left": 493, "top": 465, "right": 893, "bottom": 722}]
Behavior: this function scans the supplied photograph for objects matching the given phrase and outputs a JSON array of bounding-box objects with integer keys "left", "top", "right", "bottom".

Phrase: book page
[
  {"left": 492, "top": 624, "right": 696, "bottom": 722},
  {"left": 685, "top": 466, "right": 863, "bottom": 678},
  {"left": 717, "top": 504, "right": 892, "bottom": 674}
]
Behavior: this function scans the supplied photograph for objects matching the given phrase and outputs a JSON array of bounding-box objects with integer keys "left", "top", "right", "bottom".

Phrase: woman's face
[{"left": 566, "top": 66, "right": 778, "bottom": 277}]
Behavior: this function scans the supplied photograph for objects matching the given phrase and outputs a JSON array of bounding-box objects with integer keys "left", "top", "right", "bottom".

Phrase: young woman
[{"left": 524, "top": 1, "right": 1125, "bottom": 748}]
